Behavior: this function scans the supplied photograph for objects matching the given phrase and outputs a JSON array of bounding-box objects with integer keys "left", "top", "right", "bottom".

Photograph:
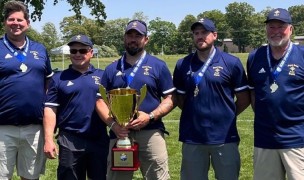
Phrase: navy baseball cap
[
  {"left": 191, "top": 18, "right": 216, "bottom": 32},
  {"left": 265, "top": 8, "right": 292, "bottom": 24},
  {"left": 125, "top": 20, "right": 147, "bottom": 35},
  {"left": 67, "top": 35, "right": 93, "bottom": 48}
]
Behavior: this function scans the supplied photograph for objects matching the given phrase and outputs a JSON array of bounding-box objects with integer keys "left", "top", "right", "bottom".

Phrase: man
[
  {"left": 173, "top": 18, "right": 250, "bottom": 180},
  {"left": 0, "top": 1, "right": 53, "bottom": 180},
  {"left": 247, "top": 8, "right": 304, "bottom": 180},
  {"left": 43, "top": 35, "right": 109, "bottom": 180},
  {"left": 96, "top": 19, "right": 175, "bottom": 180}
]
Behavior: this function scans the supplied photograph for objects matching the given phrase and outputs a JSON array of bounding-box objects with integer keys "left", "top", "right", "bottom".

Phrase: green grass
[{"left": 13, "top": 53, "right": 254, "bottom": 180}]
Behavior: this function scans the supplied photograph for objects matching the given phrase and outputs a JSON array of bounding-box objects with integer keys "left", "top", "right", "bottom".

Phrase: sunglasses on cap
[{"left": 69, "top": 49, "right": 91, "bottom": 54}]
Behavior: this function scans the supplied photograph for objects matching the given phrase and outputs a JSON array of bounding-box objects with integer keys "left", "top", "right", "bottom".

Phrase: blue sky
[{"left": 30, "top": 0, "right": 303, "bottom": 33}]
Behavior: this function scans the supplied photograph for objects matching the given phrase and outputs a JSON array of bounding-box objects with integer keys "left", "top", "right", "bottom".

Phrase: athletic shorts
[{"left": 0, "top": 124, "right": 46, "bottom": 179}]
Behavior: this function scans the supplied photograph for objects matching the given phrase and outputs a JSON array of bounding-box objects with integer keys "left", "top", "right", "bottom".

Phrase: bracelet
[{"left": 109, "top": 121, "right": 116, "bottom": 129}]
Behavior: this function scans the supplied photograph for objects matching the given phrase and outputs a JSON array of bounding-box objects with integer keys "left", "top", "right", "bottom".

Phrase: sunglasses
[{"left": 70, "top": 49, "right": 91, "bottom": 54}]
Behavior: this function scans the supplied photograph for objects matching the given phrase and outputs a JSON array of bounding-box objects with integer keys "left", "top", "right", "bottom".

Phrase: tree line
[{"left": 1, "top": 1, "right": 304, "bottom": 56}]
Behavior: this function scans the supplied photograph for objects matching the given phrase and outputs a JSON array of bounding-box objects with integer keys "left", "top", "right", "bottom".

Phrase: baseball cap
[
  {"left": 191, "top": 18, "right": 216, "bottom": 32},
  {"left": 264, "top": 8, "right": 292, "bottom": 24},
  {"left": 67, "top": 35, "right": 93, "bottom": 48},
  {"left": 125, "top": 20, "right": 147, "bottom": 35}
]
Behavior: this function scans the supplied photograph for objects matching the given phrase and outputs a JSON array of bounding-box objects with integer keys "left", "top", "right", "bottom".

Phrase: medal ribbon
[
  {"left": 3, "top": 34, "right": 29, "bottom": 63},
  {"left": 267, "top": 42, "right": 293, "bottom": 81},
  {"left": 121, "top": 51, "right": 146, "bottom": 87},
  {"left": 190, "top": 48, "right": 216, "bottom": 87}
]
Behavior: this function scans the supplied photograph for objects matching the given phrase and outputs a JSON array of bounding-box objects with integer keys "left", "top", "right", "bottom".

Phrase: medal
[
  {"left": 20, "top": 63, "right": 27, "bottom": 72},
  {"left": 194, "top": 85, "right": 199, "bottom": 97},
  {"left": 270, "top": 82, "right": 278, "bottom": 93}
]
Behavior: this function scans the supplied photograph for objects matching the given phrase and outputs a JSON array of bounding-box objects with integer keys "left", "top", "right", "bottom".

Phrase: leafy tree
[
  {"left": 41, "top": 22, "right": 61, "bottom": 51},
  {"left": 99, "top": 18, "right": 130, "bottom": 55},
  {"left": 247, "top": 12, "right": 266, "bottom": 49},
  {"left": 289, "top": 5, "right": 304, "bottom": 36},
  {"left": 27, "top": 27, "right": 43, "bottom": 42},
  {"left": 147, "top": 17, "right": 177, "bottom": 55},
  {"left": 0, "top": 0, "right": 106, "bottom": 24},
  {"left": 132, "top": 11, "right": 149, "bottom": 23},
  {"left": 59, "top": 15, "right": 91, "bottom": 42},
  {"left": 226, "top": 2, "right": 255, "bottom": 52},
  {"left": 176, "top": 14, "right": 197, "bottom": 54}
]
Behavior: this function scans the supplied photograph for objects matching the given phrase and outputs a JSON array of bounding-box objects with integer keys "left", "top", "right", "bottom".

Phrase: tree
[
  {"left": 289, "top": 5, "right": 304, "bottom": 36},
  {"left": 132, "top": 11, "right": 149, "bottom": 23},
  {"left": 176, "top": 14, "right": 197, "bottom": 54},
  {"left": 147, "top": 17, "right": 177, "bottom": 55},
  {"left": 41, "top": 22, "right": 61, "bottom": 51},
  {"left": 226, "top": 2, "right": 255, "bottom": 52},
  {"left": 0, "top": 0, "right": 106, "bottom": 24}
]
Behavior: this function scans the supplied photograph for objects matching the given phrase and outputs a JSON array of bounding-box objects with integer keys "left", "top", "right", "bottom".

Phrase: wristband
[{"left": 149, "top": 112, "right": 155, "bottom": 122}]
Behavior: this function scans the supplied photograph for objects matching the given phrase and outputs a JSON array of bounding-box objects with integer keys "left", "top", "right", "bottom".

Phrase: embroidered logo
[
  {"left": 258, "top": 68, "right": 266, "bottom": 73},
  {"left": 116, "top": 71, "right": 123, "bottom": 76},
  {"left": 5, "top": 54, "right": 13, "bottom": 59},
  {"left": 92, "top": 76, "right": 101, "bottom": 85},
  {"left": 67, "top": 81, "right": 74, "bottom": 86},
  {"left": 142, "top": 66, "right": 151, "bottom": 75},
  {"left": 213, "top": 66, "right": 223, "bottom": 76},
  {"left": 30, "top": 51, "right": 39, "bottom": 59},
  {"left": 288, "top": 64, "right": 298, "bottom": 76}
]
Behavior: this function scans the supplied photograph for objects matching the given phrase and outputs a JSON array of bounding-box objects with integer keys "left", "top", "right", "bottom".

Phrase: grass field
[{"left": 14, "top": 53, "right": 255, "bottom": 180}]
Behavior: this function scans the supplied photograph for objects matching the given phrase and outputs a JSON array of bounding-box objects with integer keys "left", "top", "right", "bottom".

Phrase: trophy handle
[
  {"left": 138, "top": 84, "right": 147, "bottom": 106},
  {"left": 99, "top": 85, "right": 109, "bottom": 105}
]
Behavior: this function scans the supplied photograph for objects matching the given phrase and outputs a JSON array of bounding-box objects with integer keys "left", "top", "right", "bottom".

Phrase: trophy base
[
  {"left": 116, "top": 137, "right": 131, "bottom": 148},
  {"left": 111, "top": 143, "right": 140, "bottom": 171}
]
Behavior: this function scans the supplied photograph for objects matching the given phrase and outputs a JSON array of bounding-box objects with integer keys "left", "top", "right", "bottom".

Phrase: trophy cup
[{"left": 99, "top": 85, "right": 147, "bottom": 171}]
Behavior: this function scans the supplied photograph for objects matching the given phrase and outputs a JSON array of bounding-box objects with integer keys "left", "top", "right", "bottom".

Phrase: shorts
[
  {"left": 0, "top": 124, "right": 46, "bottom": 179},
  {"left": 254, "top": 147, "right": 304, "bottom": 180}
]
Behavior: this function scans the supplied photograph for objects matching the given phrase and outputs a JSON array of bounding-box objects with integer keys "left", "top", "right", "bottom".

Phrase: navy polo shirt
[
  {"left": 45, "top": 65, "right": 108, "bottom": 142},
  {"left": 173, "top": 48, "right": 248, "bottom": 145},
  {"left": 101, "top": 53, "right": 175, "bottom": 136},
  {"left": 247, "top": 44, "right": 304, "bottom": 149},
  {"left": 0, "top": 35, "right": 53, "bottom": 125}
]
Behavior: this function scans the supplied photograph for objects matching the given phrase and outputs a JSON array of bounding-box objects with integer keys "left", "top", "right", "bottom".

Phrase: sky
[{"left": 30, "top": 0, "right": 304, "bottom": 33}]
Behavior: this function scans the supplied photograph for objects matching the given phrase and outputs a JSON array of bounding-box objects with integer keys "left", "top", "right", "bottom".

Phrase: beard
[{"left": 125, "top": 46, "right": 144, "bottom": 56}]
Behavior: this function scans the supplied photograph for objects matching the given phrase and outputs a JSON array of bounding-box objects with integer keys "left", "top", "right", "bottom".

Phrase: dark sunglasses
[{"left": 70, "top": 49, "right": 90, "bottom": 54}]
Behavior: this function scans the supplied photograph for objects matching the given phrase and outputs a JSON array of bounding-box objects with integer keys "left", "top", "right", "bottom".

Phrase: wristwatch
[{"left": 149, "top": 112, "right": 155, "bottom": 122}]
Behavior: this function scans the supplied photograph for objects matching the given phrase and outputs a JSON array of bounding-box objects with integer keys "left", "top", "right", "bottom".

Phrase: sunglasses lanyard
[
  {"left": 3, "top": 34, "right": 29, "bottom": 63},
  {"left": 267, "top": 42, "right": 293, "bottom": 84},
  {"left": 189, "top": 48, "right": 216, "bottom": 96},
  {"left": 121, "top": 51, "right": 146, "bottom": 88}
]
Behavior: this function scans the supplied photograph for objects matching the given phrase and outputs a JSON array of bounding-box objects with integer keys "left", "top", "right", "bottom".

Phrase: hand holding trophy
[{"left": 99, "top": 84, "right": 147, "bottom": 171}]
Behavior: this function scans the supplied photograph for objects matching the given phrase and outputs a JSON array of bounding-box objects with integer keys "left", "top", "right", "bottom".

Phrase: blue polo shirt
[
  {"left": 101, "top": 53, "right": 175, "bottom": 137},
  {"left": 0, "top": 35, "right": 53, "bottom": 125},
  {"left": 173, "top": 48, "right": 248, "bottom": 145},
  {"left": 247, "top": 44, "right": 304, "bottom": 149},
  {"left": 45, "top": 65, "right": 108, "bottom": 142}
]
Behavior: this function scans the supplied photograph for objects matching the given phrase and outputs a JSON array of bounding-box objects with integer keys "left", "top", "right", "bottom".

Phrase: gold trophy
[{"left": 99, "top": 85, "right": 147, "bottom": 171}]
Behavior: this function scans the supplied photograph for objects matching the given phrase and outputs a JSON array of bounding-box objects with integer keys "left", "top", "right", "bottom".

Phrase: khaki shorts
[
  {"left": 0, "top": 125, "right": 46, "bottom": 179},
  {"left": 107, "top": 129, "right": 170, "bottom": 180},
  {"left": 254, "top": 147, "right": 304, "bottom": 180}
]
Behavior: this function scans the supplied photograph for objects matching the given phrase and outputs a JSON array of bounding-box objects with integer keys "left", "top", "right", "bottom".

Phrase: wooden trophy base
[{"left": 111, "top": 143, "right": 140, "bottom": 171}]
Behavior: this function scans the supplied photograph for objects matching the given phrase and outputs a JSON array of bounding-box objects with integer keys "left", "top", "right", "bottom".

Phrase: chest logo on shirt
[
  {"left": 67, "top": 81, "right": 74, "bottom": 86},
  {"left": 116, "top": 71, "right": 123, "bottom": 76},
  {"left": 288, "top": 64, "right": 298, "bottom": 76},
  {"left": 92, "top": 76, "right": 101, "bottom": 85},
  {"left": 213, "top": 66, "right": 223, "bottom": 77},
  {"left": 30, "top": 51, "right": 39, "bottom": 59},
  {"left": 142, "top": 66, "right": 152, "bottom": 75},
  {"left": 5, "top": 54, "right": 13, "bottom": 59}
]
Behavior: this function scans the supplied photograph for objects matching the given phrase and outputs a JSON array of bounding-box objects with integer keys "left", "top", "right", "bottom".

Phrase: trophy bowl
[{"left": 99, "top": 85, "right": 147, "bottom": 148}]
